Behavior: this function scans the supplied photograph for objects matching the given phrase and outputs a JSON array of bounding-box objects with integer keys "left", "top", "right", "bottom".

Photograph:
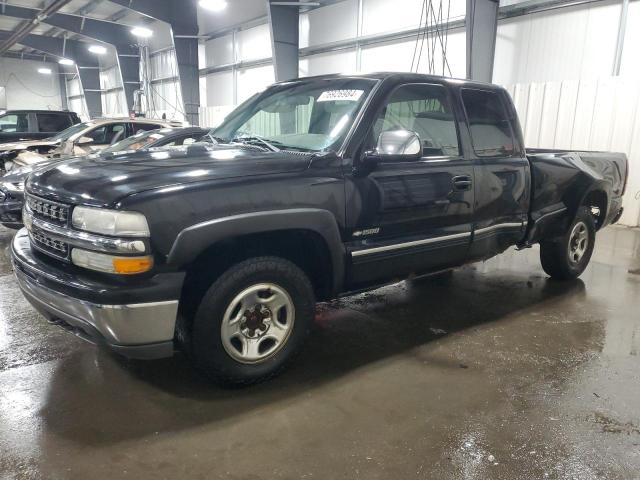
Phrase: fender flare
[
  {"left": 166, "top": 208, "right": 345, "bottom": 294},
  {"left": 570, "top": 181, "right": 610, "bottom": 221}
]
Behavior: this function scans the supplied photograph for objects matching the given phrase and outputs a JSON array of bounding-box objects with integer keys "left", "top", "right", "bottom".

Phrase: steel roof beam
[
  {"left": 0, "top": 29, "right": 102, "bottom": 117},
  {"left": 0, "top": 0, "right": 73, "bottom": 54},
  {"left": 0, "top": 3, "right": 140, "bottom": 113}
]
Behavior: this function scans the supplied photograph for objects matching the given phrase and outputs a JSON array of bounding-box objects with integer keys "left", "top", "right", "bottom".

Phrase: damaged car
[{"left": 0, "top": 117, "right": 176, "bottom": 174}]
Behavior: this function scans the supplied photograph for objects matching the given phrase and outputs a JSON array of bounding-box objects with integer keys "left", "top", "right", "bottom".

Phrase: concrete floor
[{"left": 1, "top": 225, "right": 639, "bottom": 480}]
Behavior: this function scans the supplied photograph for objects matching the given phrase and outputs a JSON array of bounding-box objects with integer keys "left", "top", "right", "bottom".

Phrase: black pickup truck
[{"left": 11, "top": 73, "right": 628, "bottom": 384}]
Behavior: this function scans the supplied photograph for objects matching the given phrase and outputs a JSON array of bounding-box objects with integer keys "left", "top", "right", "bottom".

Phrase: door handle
[{"left": 452, "top": 175, "right": 473, "bottom": 191}]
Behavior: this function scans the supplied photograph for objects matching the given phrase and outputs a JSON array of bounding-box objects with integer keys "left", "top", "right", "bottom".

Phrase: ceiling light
[
  {"left": 38, "top": 67, "right": 52, "bottom": 75},
  {"left": 88, "top": 45, "right": 107, "bottom": 55},
  {"left": 58, "top": 58, "right": 74, "bottom": 65},
  {"left": 131, "top": 26, "right": 153, "bottom": 38},
  {"left": 199, "top": 0, "right": 227, "bottom": 11}
]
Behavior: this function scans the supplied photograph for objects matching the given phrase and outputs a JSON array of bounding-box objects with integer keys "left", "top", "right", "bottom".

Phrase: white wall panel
[
  {"left": 100, "top": 66, "right": 127, "bottom": 117},
  {"left": 299, "top": 49, "right": 357, "bottom": 77},
  {"left": 300, "top": 0, "right": 358, "bottom": 48},
  {"left": 506, "top": 76, "right": 640, "bottom": 226},
  {"left": 0, "top": 57, "right": 63, "bottom": 110},
  {"left": 206, "top": 71, "right": 234, "bottom": 106},
  {"left": 619, "top": 0, "right": 640, "bottom": 77},
  {"left": 236, "top": 64, "right": 274, "bottom": 104},
  {"left": 362, "top": 0, "right": 465, "bottom": 36},
  {"left": 494, "top": 0, "right": 622, "bottom": 85},
  {"left": 205, "top": 34, "right": 234, "bottom": 67},
  {"left": 67, "top": 77, "right": 82, "bottom": 97},
  {"left": 198, "top": 43, "right": 207, "bottom": 69},
  {"left": 360, "top": 28, "right": 465, "bottom": 77},
  {"left": 237, "top": 24, "right": 272, "bottom": 61},
  {"left": 150, "top": 80, "right": 185, "bottom": 123},
  {"left": 199, "top": 105, "right": 236, "bottom": 128},
  {"left": 150, "top": 50, "right": 178, "bottom": 80}
]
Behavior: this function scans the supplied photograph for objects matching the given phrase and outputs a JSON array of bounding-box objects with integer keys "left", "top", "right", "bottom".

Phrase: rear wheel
[
  {"left": 191, "top": 256, "right": 315, "bottom": 385},
  {"left": 540, "top": 206, "right": 596, "bottom": 280}
]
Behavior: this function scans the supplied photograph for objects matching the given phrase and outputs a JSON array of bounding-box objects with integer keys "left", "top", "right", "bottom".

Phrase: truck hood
[
  {"left": 26, "top": 145, "right": 313, "bottom": 207},
  {"left": 0, "top": 139, "right": 58, "bottom": 152}
]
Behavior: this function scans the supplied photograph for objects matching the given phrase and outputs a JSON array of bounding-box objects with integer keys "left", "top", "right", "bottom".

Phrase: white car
[{"left": 0, "top": 117, "right": 179, "bottom": 173}]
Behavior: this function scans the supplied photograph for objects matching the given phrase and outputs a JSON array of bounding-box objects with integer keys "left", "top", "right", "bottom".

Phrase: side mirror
[
  {"left": 362, "top": 129, "right": 422, "bottom": 169},
  {"left": 76, "top": 136, "right": 94, "bottom": 146}
]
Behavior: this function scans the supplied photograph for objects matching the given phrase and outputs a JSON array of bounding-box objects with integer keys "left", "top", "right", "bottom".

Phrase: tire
[
  {"left": 540, "top": 206, "right": 596, "bottom": 280},
  {"left": 191, "top": 256, "right": 315, "bottom": 385}
]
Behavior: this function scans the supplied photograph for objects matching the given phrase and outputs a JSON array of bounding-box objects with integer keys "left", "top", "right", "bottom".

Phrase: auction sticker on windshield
[{"left": 317, "top": 90, "right": 364, "bottom": 102}]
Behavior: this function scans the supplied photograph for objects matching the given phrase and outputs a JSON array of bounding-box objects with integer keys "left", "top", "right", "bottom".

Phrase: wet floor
[{"left": 1, "top": 225, "right": 639, "bottom": 480}]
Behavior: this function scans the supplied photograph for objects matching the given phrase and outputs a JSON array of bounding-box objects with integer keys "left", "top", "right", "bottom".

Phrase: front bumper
[{"left": 11, "top": 229, "right": 184, "bottom": 359}]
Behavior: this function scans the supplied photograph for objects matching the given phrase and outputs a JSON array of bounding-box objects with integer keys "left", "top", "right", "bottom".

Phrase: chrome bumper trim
[{"left": 13, "top": 258, "right": 178, "bottom": 347}]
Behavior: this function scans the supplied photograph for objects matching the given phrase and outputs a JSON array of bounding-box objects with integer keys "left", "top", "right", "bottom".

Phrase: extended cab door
[
  {"left": 459, "top": 87, "right": 530, "bottom": 260},
  {"left": 346, "top": 82, "right": 474, "bottom": 288}
]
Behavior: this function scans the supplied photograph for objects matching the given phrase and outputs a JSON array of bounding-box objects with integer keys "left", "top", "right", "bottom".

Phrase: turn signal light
[{"left": 113, "top": 256, "right": 154, "bottom": 275}]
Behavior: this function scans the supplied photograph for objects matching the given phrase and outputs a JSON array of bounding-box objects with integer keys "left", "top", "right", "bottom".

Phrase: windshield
[
  {"left": 101, "top": 128, "right": 169, "bottom": 153},
  {"left": 47, "top": 121, "right": 94, "bottom": 142},
  {"left": 213, "top": 78, "right": 377, "bottom": 152}
]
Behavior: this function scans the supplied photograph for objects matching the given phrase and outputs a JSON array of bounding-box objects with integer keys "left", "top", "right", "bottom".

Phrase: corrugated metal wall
[
  {"left": 100, "top": 66, "right": 127, "bottom": 117},
  {"left": 505, "top": 77, "right": 640, "bottom": 227},
  {"left": 148, "top": 50, "right": 186, "bottom": 123}
]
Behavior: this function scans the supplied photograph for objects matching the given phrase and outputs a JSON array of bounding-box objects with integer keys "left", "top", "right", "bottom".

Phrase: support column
[
  {"left": 466, "top": 0, "right": 499, "bottom": 82},
  {"left": 109, "top": 0, "right": 200, "bottom": 125},
  {"left": 268, "top": 1, "right": 299, "bottom": 82}
]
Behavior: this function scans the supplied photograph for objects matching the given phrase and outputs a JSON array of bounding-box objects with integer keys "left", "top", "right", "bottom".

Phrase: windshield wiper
[{"left": 232, "top": 135, "right": 281, "bottom": 152}]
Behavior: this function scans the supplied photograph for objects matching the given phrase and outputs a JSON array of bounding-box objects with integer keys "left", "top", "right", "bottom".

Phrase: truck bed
[{"left": 525, "top": 149, "right": 628, "bottom": 242}]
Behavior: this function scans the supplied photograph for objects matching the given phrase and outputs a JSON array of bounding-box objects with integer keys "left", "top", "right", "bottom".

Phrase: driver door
[{"left": 347, "top": 82, "right": 474, "bottom": 287}]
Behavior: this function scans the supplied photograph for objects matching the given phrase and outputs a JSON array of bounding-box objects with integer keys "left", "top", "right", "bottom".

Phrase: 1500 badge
[{"left": 352, "top": 228, "right": 380, "bottom": 237}]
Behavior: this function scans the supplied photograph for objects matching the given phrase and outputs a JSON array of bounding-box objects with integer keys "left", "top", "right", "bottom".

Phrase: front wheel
[
  {"left": 540, "top": 206, "right": 596, "bottom": 280},
  {"left": 191, "top": 256, "right": 315, "bottom": 385}
]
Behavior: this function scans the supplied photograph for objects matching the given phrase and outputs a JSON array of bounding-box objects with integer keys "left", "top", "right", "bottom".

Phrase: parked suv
[
  {"left": 0, "top": 117, "right": 175, "bottom": 173},
  {"left": 11, "top": 73, "right": 628, "bottom": 385},
  {"left": 0, "top": 109, "right": 80, "bottom": 143}
]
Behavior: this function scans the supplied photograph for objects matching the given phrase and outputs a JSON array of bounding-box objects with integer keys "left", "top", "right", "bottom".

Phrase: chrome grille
[
  {"left": 30, "top": 227, "right": 69, "bottom": 259},
  {"left": 26, "top": 194, "right": 70, "bottom": 225}
]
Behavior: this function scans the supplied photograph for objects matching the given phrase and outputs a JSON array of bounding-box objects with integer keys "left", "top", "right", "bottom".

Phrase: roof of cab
[{"left": 275, "top": 72, "right": 501, "bottom": 90}]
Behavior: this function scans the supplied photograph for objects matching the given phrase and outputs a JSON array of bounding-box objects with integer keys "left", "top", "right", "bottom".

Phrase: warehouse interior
[{"left": 0, "top": 0, "right": 639, "bottom": 478}]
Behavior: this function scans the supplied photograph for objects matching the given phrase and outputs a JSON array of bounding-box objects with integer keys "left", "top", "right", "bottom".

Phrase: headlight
[
  {"left": 72, "top": 206, "right": 150, "bottom": 237},
  {"left": 7, "top": 165, "right": 34, "bottom": 176},
  {"left": 0, "top": 181, "right": 24, "bottom": 193},
  {"left": 71, "top": 248, "right": 153, "bottom": 274}
]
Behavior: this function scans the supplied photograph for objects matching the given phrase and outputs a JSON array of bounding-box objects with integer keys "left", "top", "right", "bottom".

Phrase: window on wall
[
  {"left": 0, "top": 113, "right": 28, "bottom": 133},
  {"left": 370, "top": 83, "right": 460, "bottom": 157},
  {"left": 461, "top": 89, "right": 515, "bottom": 157}
]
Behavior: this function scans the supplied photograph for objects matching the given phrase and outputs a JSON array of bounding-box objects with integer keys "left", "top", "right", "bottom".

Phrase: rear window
[
  {"left": 461, "top": 89, "right": 515, "bottom": 157},
  {"left": 0, "top": 113, "right": 29, "bottom": 133},
  {"left": 37, "top": 113, "right": 73, "bottom": 132}
]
